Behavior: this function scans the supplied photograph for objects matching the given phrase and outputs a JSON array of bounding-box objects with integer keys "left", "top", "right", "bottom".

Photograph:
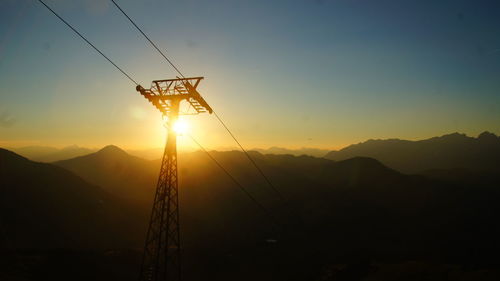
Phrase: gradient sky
[{"left": 1, "top": 0, "right": 499, "bottom": 151}]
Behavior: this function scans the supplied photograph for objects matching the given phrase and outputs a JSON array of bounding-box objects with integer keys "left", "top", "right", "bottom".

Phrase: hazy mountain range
[
  {"left": 325, "top": 131, "right": 500, "bottom": 174},
  {"left": 250, "top": 147, "right": 330, "bottom": 157},
  {"left": 11, "top": 132, "right": 500, "bottom": 173},
  {"left": 8, "top": 145, "right": 97, "bottom": 163},
  {"left": 8, "top": 145, "right": 331, "bottom": 162},
  {"left": 2, "top": 132, "right": 500, "bottom": 280}
]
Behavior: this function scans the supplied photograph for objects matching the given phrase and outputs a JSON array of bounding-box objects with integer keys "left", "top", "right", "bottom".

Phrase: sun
[{"left": 172, "top": 119, "right": 189, "bottom": 135}]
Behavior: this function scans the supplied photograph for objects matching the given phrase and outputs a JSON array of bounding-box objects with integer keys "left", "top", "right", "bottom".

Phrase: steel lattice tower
[{"left": 136, "top": 77, "right": 212, "bottom": 281}]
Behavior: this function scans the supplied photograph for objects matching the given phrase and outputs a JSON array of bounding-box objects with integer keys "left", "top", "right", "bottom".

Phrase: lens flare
[{"left": 172, "top": 119, "right": 189, "bottom": 135}]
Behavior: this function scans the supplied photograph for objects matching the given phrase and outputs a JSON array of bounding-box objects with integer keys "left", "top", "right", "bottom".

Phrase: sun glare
[{"left": 172, "top": 119, "right": 189, "bottom": 135}]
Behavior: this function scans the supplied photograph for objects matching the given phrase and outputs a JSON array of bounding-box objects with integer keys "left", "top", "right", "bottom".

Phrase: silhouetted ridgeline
[
  {"left": 0, "top": 148, "right": 145, "bottom": 249},
  {"left": 1, "top": 146, "right": 500, "bottom": 280},
  {"left": 325, "top": 131, "right": 500, "bottom": 174},
  {"left": 8, "top": 145, "right": 96, "bottom": 163},
  {"left": 54, "top": 145, "right": 159, "bottom": 204},
  {"left": 250, "top": 147, "right": 330, "bottom": 158}
]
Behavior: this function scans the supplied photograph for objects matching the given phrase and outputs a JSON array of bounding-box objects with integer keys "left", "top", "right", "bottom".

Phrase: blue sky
[{"left": 1, "top": 0, "right": 499, "bottom": 150}]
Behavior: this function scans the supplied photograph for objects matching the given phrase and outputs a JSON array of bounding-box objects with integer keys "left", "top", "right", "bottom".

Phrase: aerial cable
[
  {"left": 187, "top": 134, "right": 281, "bottom": 228},
  {"left": 212, "top": 111, "right": 285, "bottom": 200},
  {"left": 35, "top": 0, "right": 139, "bottom": 86},
  {"left": 35, "top": 0, "right": 279, "bottom": 226},
  {"left": 166, "top": 119, "right": 280, "bottom": 226},
  {"left": 35, "top": 0, "right": 286, "bottom": 221},
  {"left": 109, "top": 0, "right": 285, "bottom": 201},
  {"left": 109, "top": 0, "right": 185, "bottom": 78}
]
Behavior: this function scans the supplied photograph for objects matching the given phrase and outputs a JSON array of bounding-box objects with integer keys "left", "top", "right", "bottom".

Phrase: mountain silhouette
[
  {"left": 54, "top": 145, "right": 159, "bottom": 203},
  {"left": 3, "top": 146, "right": 500, "bottom": 280},
  {"left": 250, "top": 147, "right": 330, "bottom": 157},
  {"left": 53, "top": 147, "right": 406, "bottom": 206},
  {"left": 325, "top": 131, "right": 500, "bottom": 174},
  {"left": 9, "top": 145, "right": 96, "bottom": 162},
  {"left": 50, "top": 146, "right": 500, "bottom": 255},
  {"left": 0, "top": 148, "right": 144, "bottom": 249}
]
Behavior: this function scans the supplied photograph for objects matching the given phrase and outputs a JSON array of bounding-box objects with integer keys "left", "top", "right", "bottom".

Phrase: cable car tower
[{"left": 136, "top": 77, "right": 212, "bottom": 281}]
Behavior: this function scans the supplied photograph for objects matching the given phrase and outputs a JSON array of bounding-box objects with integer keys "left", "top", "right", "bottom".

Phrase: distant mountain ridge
[
  {"left": 28, "top": 145, "right": 500, "bottom": 264},
  {"left": 9, "top": 145, "right": 97, "bottom": 162},
  {"left": 54, "top": 145, "right": 159, "bottom": 203},
  {"left": 53, "top": 146, "right": 405, "bottom": 203},
  {"left": 325, "top": 131, "right": 500, "bottom": 174},
  {"left": 9, "top": 145, "right": 331, "bottom": 162},
  {"left": 3, "top": 145, "right": 500, "bottom": 279},
  {"left": 250, "top": 147, "right": 330, "bottom": 157}
]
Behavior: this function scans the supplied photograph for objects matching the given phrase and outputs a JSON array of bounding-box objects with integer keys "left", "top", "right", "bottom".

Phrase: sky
[{"left": 1, "top": 0, "right": 499, "bottom": 151}]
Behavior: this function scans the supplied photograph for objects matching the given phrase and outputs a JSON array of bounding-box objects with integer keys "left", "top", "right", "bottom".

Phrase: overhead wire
[
  {"left": 35, "top": 0, "right": 139, "bottom": 86},
  {"left": 109, "top": 0, "right": 185, "bottom": 78},
  {"left": 108, "top": 0, "right": 285, "bottom": 201},
  {"left": 164, "top": 121, "right": 281, "bottom": 227},
  {"left": 212, "top": 111, "right": 285, "bottom": 200},
  {"left": 34, "top": 0, "right": 288, "bottom": 231},
  {"left": 187, "top": 134, "right": 281, "bottom": 228},
  {"left": 35, "top": 0, "right": 279, "bottom": 227}
]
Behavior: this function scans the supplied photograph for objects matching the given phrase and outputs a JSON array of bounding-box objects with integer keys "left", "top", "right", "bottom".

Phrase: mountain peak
[
  {"left": 98, "top": 145, "right": 128, "bottom": 156},
  {"left": 478, "top": 131, "right": 498, "bottom": 141},
  {"left": 440, "top": 132, "right": 468, "bottom": 139}
]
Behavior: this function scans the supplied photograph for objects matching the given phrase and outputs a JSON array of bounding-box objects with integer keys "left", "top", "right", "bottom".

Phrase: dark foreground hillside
[
  {"left": 0, "top": 148, "right": 145, "bottom": 249},
  {"left": 2, "top": 147, "right": 500, "bottom": 280}
]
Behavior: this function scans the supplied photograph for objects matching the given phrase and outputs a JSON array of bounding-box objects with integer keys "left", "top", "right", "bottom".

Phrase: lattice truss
[
  {"left": 136, "top": 77, "right": 213, "bottom": 116},
  {"left": 136, "top": 76, "right": 212, "bottom": 281}
]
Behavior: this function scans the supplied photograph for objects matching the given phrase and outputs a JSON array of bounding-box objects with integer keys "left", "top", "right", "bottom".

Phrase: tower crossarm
[{"left": 136, "top": 76, "right": 213, "bottom": 115}]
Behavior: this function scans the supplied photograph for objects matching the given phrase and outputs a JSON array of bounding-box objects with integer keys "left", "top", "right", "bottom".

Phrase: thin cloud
[{"left": 0, "top": 111, "right": 16, "bottom": 128}]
